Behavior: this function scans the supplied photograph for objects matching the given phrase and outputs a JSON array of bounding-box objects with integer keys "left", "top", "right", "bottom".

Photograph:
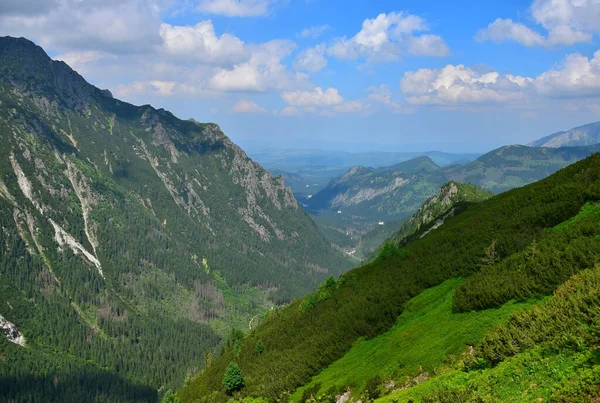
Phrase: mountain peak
[
  {"left": 0, "top": 36, "right": 107, "bottom": 110},
  {"left": 529, "top": 120, "right": 600, "bottom": 148}
]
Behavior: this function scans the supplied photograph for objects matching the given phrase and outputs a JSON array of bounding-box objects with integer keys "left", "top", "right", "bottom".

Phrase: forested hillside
[
  {"left": 0, "top": 36, "right": 351, "bottom": 401},
  {"left": 180, "top": 153, "right": 600, "bottom": 402}
]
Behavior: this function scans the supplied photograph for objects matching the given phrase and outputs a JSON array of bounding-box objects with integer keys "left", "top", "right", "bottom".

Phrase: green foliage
[
  {"left": 0, "top": 36, "right": 353, "bottom": 401},
  {"left": 290, "top": 279, "right": 537, "bottom": 402},
  {"left": 375, "top": 242, "right": 400, "bottom": 262},
  {"left": 363, "top": 375, "right": 382, "bottom": 400},
  {"left": 453, "top": 202, "right": 600, "bottom": 312},
  {"left": 180, "top": 153, "right": 600, "bottom": 402},
  {"left": 255, "top": 340, "right": 264, "bottom": 354},
  {"left": 222, "top": 363, "right": 245, "bottom": 394},
  {"left": 161, "top": 389, "right": 180, "bottom": 403},
  {"left": 383, "top": 264, "right": 600, "bottom": 403}
]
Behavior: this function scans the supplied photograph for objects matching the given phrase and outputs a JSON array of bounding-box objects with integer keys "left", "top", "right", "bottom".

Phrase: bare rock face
[{"left": 0, "top": 315, "right": 25, "bottom": 346}]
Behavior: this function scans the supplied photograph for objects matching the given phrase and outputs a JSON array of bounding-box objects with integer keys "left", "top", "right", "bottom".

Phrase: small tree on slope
[{"left": 223, "top": 362, "right": 245, "bottom": 394}]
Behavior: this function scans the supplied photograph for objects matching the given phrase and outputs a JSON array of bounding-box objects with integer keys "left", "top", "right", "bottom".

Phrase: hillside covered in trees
[
  {"left": 180, "top": 153, "right": 600, "bottom": 402},
  {"left": 0, "top": 36, "right": 353, "bottom": 401}
]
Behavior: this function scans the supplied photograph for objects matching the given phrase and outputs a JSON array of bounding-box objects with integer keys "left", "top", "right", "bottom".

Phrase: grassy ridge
[
  {"left": 383, "top": 262, "right": 600, "bottom": 402},
  {"left": 290, "top": 278, "right": 539, "bottom": 401},
  {"left": 179, "top": 155, "right": 600, "bottom": 402}
]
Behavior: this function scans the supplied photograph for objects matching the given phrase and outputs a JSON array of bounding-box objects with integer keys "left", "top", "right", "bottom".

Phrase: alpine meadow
[{"left": 2, "top": 1, "right": 600, "bottom": 402}]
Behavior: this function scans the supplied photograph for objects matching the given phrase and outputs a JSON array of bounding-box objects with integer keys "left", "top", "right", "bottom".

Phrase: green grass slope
[
  {"left": 382, "top": 260, "right": 600, "bottom": 402},
  {"left": 178, "top": 154, "right": 600, "bottom": 402},
  {"left": 290, "top": 278, "right": 540, "bottom": 402}
]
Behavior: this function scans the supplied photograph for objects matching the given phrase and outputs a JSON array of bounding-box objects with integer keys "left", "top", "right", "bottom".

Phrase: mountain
[
  {"left": 385, "top": 181, "right": 494, "bottom": 248},
  {"left": 306, "top": 145, "right": 600, "bottom": 259},
  {"left": 0, "top": 36, "right": 352, "bottom": 401},
  {"left": 307, "top": 156, "right": 444, "bottom": 221},
  {"left": 267, "top": 168, "right": 329, "bottom": 202},
  {"left": 250, "top": 148, "right": 480, "bottom": 179},
  {"left": 180, "top": 153, "right": 600, "bottom": 402},
  {"left": 529, "top": 120, "right": 600, "bottom": 147}
]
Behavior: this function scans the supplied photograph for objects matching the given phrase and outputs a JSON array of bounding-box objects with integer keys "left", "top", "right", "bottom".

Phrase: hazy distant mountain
[
  {"left": 529, "top": 121, "right": 600, "bottom": 147},
  {"left": 250, "top": 148, "right": 480, "bottom": 179}
]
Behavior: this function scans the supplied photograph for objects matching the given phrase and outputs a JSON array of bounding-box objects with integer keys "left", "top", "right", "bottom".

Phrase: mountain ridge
[
  {"left": 528, "top": 120, "right": 600, "bottom": 147},
  {"left": 0, "top": 36, "right": 352, "bottom": 400}
]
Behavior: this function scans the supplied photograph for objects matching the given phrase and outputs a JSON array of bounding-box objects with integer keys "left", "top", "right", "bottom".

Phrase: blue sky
[{"left": 2, "top": 0, "right": 600, "bottom": 153}]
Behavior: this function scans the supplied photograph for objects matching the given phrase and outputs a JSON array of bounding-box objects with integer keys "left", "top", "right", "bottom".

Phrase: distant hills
[
  {"left": 305, "top": 143, "right": 600, "bottom": 258},
  {"left": 250, "top": 148, "right": 480, "bottom": 179},
  {"left": 529, "top": 120, "right": 600, "bottom": 147}
]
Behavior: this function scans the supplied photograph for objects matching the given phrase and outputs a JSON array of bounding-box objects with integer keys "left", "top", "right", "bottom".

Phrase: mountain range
[
  {"left": 0, "top": 36, "right": 351, "bottom": 400},
  {"left": 305, "top": 143, "right": 600, "bottom": 259},
  {"left": 4, "top": 35, "right": 600, "bottom": 403},
  {"left": 181, "top": 152, "right": 600, "bottom": 403}
]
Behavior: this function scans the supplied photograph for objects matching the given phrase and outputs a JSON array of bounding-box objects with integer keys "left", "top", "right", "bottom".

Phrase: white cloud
[
  {"left": 209, "top": 40, "right": 309, "bottom": 92},
  {"left": 114, "top": 80, "right": 197, "bottom": 97},
  {"left": 281, "top": 87, "right": 343, "bottom": 106},
  {"left": 406, "top": 34, "right": 450, "bottom": 56},
  {"left": 400, "top": 50, "right": 600, "bottom": 106},
  {"left": 196, "top": 0, "right": 275, "bottom": 17},
  {"left": 232, "top": 99, "right": 267, "bottom": 112},
  {"left": 367, "top": 84, "right": 414, "bottom": 113},
  {"left": 280, "top": 106, "right": 300, "bottom": 116},
  {"left": 327, "top": 12, "right": 449, "bottom": 62},
  {"left": 159, "top": 21, "right": 248, "bottom": 65},
  {"left": 54, "top": 51, "right": 115, "bottom": 74},
  {"left": 535, "top": 50, "right": 600, "bottom": 97},
  {"left": 476, "top": 18, "right": 546, "bottom": 46},
  {"left": 400, "top": 65, "right": 532, "bottom": 105},
  {"left": 292, "top": 44, "right": 328, "bottom": 73},
  {"left": 0, "top": 0, "right": 164, "bottom": 54},
  {"left": 299, "top": 24, "right": 331, "bottom": 38},
  {"left": 333, "top": 100, "right": 365, "bottom": 113},
  {"left": 477, "top": 0, "right": 600, "bottom": 47}
]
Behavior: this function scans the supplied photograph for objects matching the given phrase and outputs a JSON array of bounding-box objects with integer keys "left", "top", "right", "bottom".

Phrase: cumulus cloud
[
  {"left": 280, "top": 106, "right": 300, "bottom": 116},
  {"left": 159, "top": 21, "right": 248, "bottom": 65},
  {"left": 298, "top": 24, "right": 331, "bottom": 38},
  {"left": 477, "top": 0, "right": 600, "bottom": 47},
  {"left": 114, "top": 80, "right": 198, "bottom": 97},
  {"left": 232, "top": 99, "right": 267, "bottom": 112},
  {"left": 333, "top": 100, "right": 365, "bottom": 113},
  {"left": 400, "top": 50, "right": 600, "bottom": 106},
  {"left": 209, "top": 40, "right": 310, "bottom": 92},
  {"left": 400, "top": 65, "right": 532, "bottom": 105},
  {"left": 196, "top": 0, "right": 275, "bottom": 17},
  {"left": 292, "top": 44, "right": 328, "bottom": 73},
  {"left": 281, "top": 87, "right": 343, "bottom": 106},
  {"left": 0, "top": 0, "right": 164, "bottom": 54},
  {"left": 327, "top": 12, "right": 449, "bottom": 62},
  {"left": 535, "top": 50, "right": 600, "bottom": 97}
]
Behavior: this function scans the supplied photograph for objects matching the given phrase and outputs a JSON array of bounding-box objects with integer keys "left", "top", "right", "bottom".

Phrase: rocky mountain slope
[
  {"left": 0, "top": 36, "right": 351, "bottom": 400},
  {"left": 307, "top": 156, "right": 444, "bottom": 221},
  {"left": 385, "top": 181, "right": 494, "bottom": 248},
  {"left": 529, "top": 120, "right": 600, "bottom": 147}
]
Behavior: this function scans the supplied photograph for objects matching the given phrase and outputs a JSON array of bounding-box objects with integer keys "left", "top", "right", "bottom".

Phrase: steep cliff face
[{"left": 0, "top": 36, "right": 351, "bottom": 395}]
